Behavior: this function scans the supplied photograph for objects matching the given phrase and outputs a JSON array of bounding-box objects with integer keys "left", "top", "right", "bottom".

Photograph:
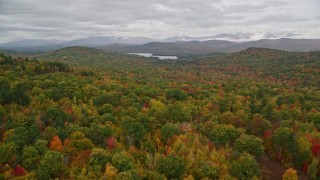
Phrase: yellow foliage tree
[
  {"left": 149, "top": 99, "right": 166, "bottom": 112},
  {"left": 184, "top": 175, "right": 194, "bottom": 180},
  {"left": 3, "top": 164, "right": 13, "bottom": 179},
  {"left": 104, "top": 164, "right": 118, "bottom": 179},
  {"left": 282, "top": 168, "right": 298, "bottom": 180}
]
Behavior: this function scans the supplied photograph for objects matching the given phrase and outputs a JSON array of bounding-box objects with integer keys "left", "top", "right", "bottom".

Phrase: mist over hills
[
  {"left": 0, "top": 36, "right": 153, "bottom": 53},
  {"left": 0, "top": 35, "right": 320, "bottom": 55},
  {"left": 101, "top": 38, "right": 320, "bottom": 56}
]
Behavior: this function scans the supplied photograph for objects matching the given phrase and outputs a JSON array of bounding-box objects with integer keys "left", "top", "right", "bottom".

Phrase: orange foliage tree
[{"left": 49, "top": 135, "right": 64, "bottom": 152}]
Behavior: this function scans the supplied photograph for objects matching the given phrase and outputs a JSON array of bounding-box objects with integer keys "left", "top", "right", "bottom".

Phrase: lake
[{"left": 129, "top": 53, "right": 178, "bottom": 60}]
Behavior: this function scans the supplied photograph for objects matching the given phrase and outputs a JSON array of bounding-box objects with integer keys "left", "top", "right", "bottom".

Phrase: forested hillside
[
  {"left": 0, "top": 48, "right": 320, "bottom": 179},
  {"left": 194, "top": 48, "right": 320, "bottom": 87},
  {"left": 100, "top": 38, "right": 320, "bottom": 56}
]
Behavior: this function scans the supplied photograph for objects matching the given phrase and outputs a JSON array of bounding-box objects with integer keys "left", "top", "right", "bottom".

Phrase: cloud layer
[{"left": 0, "top": 0, "right": 319, "bottom": 42}]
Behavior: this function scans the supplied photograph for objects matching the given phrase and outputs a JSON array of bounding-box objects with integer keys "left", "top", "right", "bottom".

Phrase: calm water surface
[{"left": 129, "top": 53, "right": 178, "bottom": 60}]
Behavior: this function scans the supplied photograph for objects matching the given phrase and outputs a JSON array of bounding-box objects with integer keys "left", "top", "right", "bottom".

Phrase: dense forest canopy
[{"left": 0, "top": 47, "right": 320, "bottom": 179}]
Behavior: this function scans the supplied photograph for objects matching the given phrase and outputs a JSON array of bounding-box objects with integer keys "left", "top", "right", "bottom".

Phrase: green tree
[
  {"left": 42, "top": 126, "right": 58, "bottom": 141},
  {"left": 195, "top": 163, "right": 220, "bottom": 180},
  {"left": 166, "top": 104, "right": 191, "bottom": 122},
  {"left": 88, "top": 121, "right": 113, "bottom": 146},
  {"left": 234, "top": 135, "right": 264, "bottom": 156},
  {"left": 45, "top": 107, "right": 68, "bottom": 128},
  {"left": 93, "top": 94, "right": 120, "bottom": 107},
  {"left": 262, "top": 103, "right": 275, "bottom": 121},
  {"left": 165, "top": 89, "right": 187, "bottom": 101},
  {"left": 4, "top": 127, "right": 29, "bottom": 150},
  {"left": 230, "top": 153, "right": 260, "bottom": 180},
  {"left": 89, "top": 148, "right": 111, "bottom": 170},
  {"left": 22, "top": 146, "right": 39, "bottom": 170},
  {"left": 276, "top": 110, "right": 292, "bottom": 121},
  {"left": 272, "top": 127, "right": 293, "bottom": 157},
  {"left": 126, "top": 122, "right": 146, "bottom": 147},
  {"left": 11, "top": 82, "right": 30, "bottom": 106},
  {"left": 0, "top": 106, "right": 4, "bottom": 124},
  {"left": 115, "top": 170, "right": 139, "bottom": 180},
  {"left": 12, "top": 113, "right": 31, "bottom": 127},
  {"left": 206, "top": 124, "right": 241, "bottom": 147},
  {"left": 219, "top": 97, "right": 231, "bottom": 113},
  {"left": 34, "top": 139, "right": 49, "bottom": 155},
  {"left": 97, "top": 103, "right": 114, "bottom": 115},
  {"left": 157, "top": 154, "right": 185, "bottom": 179},
  {"left": 70, "top": 131, "right": 94, "bottom": 151},
  {"left": 160, "top": 123, "right": 181, "bottom": 144},
  {"left": 307, "top": 158, "right": 319, "bottom": 179},
  {"left": 0, "top": 142, "right": 17, "bottom": 163},
  {"left": 249, "top": 113, "right": 271, "bottom": 136},
  {"left": 0, "top": 77, "right": 11, "bottom": 104},
  {"left": 37, "top": 150, "right": 64, "bottom": 179},
  {"left": 310, "top": 112, "right": 320, "bottom": 130},
  {"left": 111, "top": 152, "right": 134, "bottom": 172}
]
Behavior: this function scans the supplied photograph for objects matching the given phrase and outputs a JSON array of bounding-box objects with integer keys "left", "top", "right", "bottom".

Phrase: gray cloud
[
  {"left": 0, "top": 0, "right": 319, "bottom": 43},
  {"left": 243, "top": 14, "right": 311, "bottom": 25}
]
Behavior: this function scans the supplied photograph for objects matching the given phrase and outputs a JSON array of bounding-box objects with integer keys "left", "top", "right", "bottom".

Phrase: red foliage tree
[
  {"left": 13, "top": 164, "right": 26, "bottom": 176},
  {"left": 303, "top": 161, "right": 309, "bottom": 173},
  {"left": 207, "top": 140, "right": 215, "bottom": 151},
  {"left": 106, "top": 136, "right": 117, "bottom": 150},
  {"left": 311, "top": 144, "right": 320, "bottom": 157},
  {"left": 164, "top": 145, "right": 172, "bottom": 156},
  {"left": 263, "top": 129, "right": 272, "bottom": 138},
  {"left": 143, "top": 102, "right": 150, "bottom": 109}
]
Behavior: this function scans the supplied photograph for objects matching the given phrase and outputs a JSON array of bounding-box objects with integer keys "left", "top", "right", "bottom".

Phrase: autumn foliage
[
  {"left": 282, "top": 168, "right": 298, "bottom": 180},
  {"left": 50, "top": 135, "right": 64, "bottom": 152},
  {"left": 106, "top": 136, "right": 117, "bottom": 150},
  {"left": 0, "top": 49, "right": 320, "bottom": 179},
  {"left": 13, "top": 165, "right": 26, "bottom": 177}
]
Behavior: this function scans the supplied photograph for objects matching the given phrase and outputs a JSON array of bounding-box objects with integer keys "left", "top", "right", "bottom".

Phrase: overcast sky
[{"left": 0, "top": 0, "right": 319, "bottom": 43}]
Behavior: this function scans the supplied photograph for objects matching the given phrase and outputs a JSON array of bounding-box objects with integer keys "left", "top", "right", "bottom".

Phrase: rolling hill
[
  {"left": 1, "top": 46, "right": 320, "bottom": 179},
  {"left": 101, "top": 40, "right": 237, "bottom": 56},
  {"left": 193, "top": 47, "right": 320, "bottom": 87},
  {"left": 101, "top": 38, "right": 320, "bottom": 56},
  {"left": 38, "top": 46, "right": 320, "bottom": 87},
  {"left": 1, "top": 37, "right": 320, "bottom": 55},
  {"left": 37, "top": 46, "right": 156, "bottom": 70}
]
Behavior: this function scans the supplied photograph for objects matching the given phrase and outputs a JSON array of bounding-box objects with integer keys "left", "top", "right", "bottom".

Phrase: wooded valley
[{"left": 0, "top": 47, "right": 320, "bottom": 179}]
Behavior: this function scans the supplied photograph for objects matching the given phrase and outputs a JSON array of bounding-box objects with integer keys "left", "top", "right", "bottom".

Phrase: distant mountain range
[
  {"left": 0, "top": 36, "right": 155, "bottom": 52},
  {"left": 0, "top": 34, "right": 320, "bottom": 55},
  {"left": 102, "top": 38, "right": 320, "bottom": 56},
  {"left": 161, "top": 32, "right": 299, "bottom": 42}
]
